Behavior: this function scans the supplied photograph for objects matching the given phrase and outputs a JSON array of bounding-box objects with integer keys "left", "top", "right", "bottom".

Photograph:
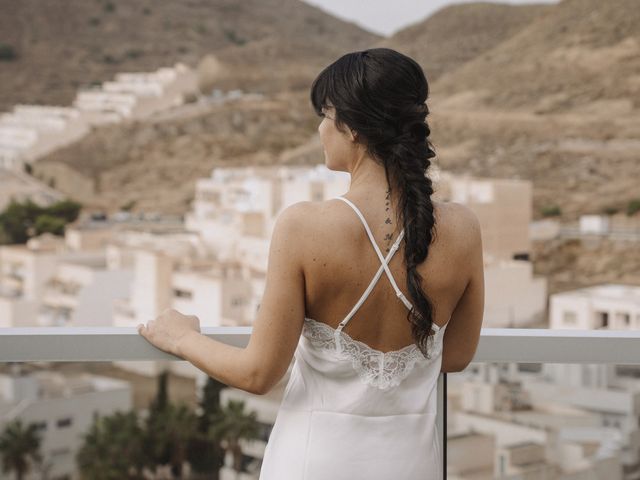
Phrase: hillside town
[{"left": 1, "top": 0, "right": 640, "bottom": 478}]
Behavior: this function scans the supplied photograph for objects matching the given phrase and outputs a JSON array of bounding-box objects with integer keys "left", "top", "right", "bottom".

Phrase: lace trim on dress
[{"left": 302, "top": 318, "right": 445, "bottom": 391}]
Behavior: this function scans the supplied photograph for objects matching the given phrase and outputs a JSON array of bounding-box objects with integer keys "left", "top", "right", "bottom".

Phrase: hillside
[
  {"left": 8, "top": 0, "right": 640, "bottom": 224},
  {"left": 382, "top": 2, "right": 551, "bottom": 82},
  {"left": 383, "top": 0, "right": 640, "bottom": 220},
  {"left": 0, "top": 0, "right": 381, "bottom": 111},
  {"left": 432, "top": 0, "right": 640, "bottom": 113},
  {"left": 31, "top": 91, "right": 322, "bottom": 214}
]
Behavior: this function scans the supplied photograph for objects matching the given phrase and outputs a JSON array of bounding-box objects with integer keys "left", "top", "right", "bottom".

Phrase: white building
[
  {"left": 579, "top": 214, "right": 610, "bottom": 234},
  {"left": 550, "top": 283, "right": 640, "bottom": 331},
  {"left": 0, "top": 366, "right": 132, "bottom": 480},
  {"left": 0, "top": 105, "right": 89, "bottom": 169},
  {"left": 73, "top": 62, "right": 198, "bottom": 125},
  {"left": 0, "top": 227, "right": 132, "bottom": 329},
  {"left": 0, "top": 63, "right": 198, "bottom": 171},
  {"left": 38, "top": 254, "right": 132, "bottom": 327},
  {"left": 447, "top": 368, "right": 630, "bottom": 479},
  {"left": 185, "top": 164, "right": 351, "bottom": 262},
  {"left": 434, "top": 171, "right": 547, "bottom": 327}
]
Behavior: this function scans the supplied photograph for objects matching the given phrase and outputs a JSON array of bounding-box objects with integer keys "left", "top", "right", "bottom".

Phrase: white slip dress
[{"left": 258, "top": 195, "right": 449, "bottom": 480}]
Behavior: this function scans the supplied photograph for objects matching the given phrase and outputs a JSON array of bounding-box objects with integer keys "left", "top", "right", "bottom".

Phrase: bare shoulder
[
  {"left": 434, "top": 200, "right": 481, "bottom": 246},
  {"left": 276, "top": 200, "right": 316, "bottom": 223},
  {"left": 273, "top": 200, "right": 325, "bottom": 243},
  {"left": 271, "top": 200, "right": 316, "bottom": 245}
]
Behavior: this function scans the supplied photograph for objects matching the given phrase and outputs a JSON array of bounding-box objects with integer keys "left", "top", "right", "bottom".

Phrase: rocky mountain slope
[
  {"left": 383, "top": 2, "right": 551, "bottom": 82},
  {"left": 0, "top": 0, "right": 380, "bottom": 111},
  {"left": 12, "top": 0, "right": 640, "bottom": 224}
]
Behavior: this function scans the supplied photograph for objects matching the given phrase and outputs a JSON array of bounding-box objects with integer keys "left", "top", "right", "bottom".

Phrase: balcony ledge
[{"left": 1, "top": 327, "right": 640, "bottom": 364}]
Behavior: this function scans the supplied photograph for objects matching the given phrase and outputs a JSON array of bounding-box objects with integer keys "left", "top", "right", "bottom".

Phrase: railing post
[{"left": 437, "top": 372, "right": 446, "bottom": 479}]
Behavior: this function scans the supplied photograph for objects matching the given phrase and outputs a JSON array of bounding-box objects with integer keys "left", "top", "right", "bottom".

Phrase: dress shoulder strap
[{"left": 335, "top": 196, "right": 414, "bottom": 331}]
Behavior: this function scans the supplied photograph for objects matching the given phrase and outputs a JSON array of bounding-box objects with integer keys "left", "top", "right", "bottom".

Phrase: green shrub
[
  {"left": 120, "top": 200, "right": 136, "bottom": 212},
  {"left": 627, "top": 198, "right": 640, "bottom": 216},
  {"left": 223, "top": 29, "right": 246, "bottom": 46},
  {"left": 0, "top": 43, "right": 17, "bottom": 61},
  {"left": 540, "top": 205, "right": 561, "bottom": 217},
  {"left": 125, "top": 49, "right": 143, "bottom": 59},
  {"left": 0, "top": 198, "right": 82, "bottom": 244},
  {"left": 102, "top": 54, "right": 118, "bottom": 64},
  {"left": 34, "top": 215, "right": 66, "bottom": 236},
  {"left": 601, "top": 205, "right": 619, "bottom": 216},
  {"left": 45, "top": 199, "right": 82, "bottom": 223}
]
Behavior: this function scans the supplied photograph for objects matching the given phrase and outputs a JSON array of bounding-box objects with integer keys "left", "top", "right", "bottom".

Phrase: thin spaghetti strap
[
  {"left": 335, "top": 196, "right": 413, "bottom": 311},
  {"left": 337, "top": 231, "right": 404, "bottom": 331},
  {"left": 333, "top": 232, "right": 405, "bottom": 354}
]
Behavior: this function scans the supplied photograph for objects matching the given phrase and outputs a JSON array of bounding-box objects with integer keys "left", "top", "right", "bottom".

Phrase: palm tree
[
  {"left": 142, "top": 368, "right": 178, "bottom": 475},
  {"left": 207, "top": 400, "right": 262, "bottom": 476},
  {"left": 163, "top": 402, "right": 199, "bottom": 479},
  {"left": 76, "top": 410, "right": 145, "bottom": 479},
  {"left": 0, "top": 418, "right": 43, "bottom": 480},
  {"left": 188, "top": 376, "right": 227, "bottom": 479}
]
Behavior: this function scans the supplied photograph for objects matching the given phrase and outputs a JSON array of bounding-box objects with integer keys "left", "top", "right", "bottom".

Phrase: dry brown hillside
[
  {"left": 382, "top": 2, "right": 551, "bottom": 82},
  {"left": 0, "top": 0, "right": 381, "bottom": 111},
  {"left": 381, "top": 0, "right": 640, "bottom": 221},
  {"left": 14, "top": 0, "right": 640, "bottom": 224},
  {"left": 9, "top": 0, "right": 640, "bottom": 294},
  {"left": 432, "top": 0, "right": 640, "bottom": 113},
  {"left": 32, "top": 90, "right": 322, "bottom": 214}
]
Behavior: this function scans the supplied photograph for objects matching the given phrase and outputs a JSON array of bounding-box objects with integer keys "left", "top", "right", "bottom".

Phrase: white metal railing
[
  {"left": 1, "top": 327, "right": 640, "bottom": 363},
  {"left": 2, "top": 327, "right": 640, "bottom": 480}
]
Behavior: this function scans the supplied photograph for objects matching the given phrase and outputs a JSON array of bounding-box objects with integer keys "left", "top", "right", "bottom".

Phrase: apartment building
[
  {"left": 0, "top": 366, "right": 132, "bottom": 480},
  {"left": 434, "top": 169, "right": 547, "bottom": 327},
  {"left": 0, "top": 63, "right": 198, "bottom": 172},
  {"left": 550, "top": 284, "right": 640, "bottom": 331}
]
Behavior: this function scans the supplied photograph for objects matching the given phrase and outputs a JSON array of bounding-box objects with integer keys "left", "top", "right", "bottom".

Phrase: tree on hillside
[
  {"left": 34, "top": 215, "right": 66, "bottom": 236},
  {"left": 46, "top": 199, "right": 82, "bottom": 223},
  {"left": 0, "top": 198, "right": 83, "bottom": 244}
]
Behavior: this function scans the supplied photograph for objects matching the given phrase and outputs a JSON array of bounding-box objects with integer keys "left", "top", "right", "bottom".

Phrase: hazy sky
[{"left": 300, "top": 0, "right": 559, "bottom": 37}]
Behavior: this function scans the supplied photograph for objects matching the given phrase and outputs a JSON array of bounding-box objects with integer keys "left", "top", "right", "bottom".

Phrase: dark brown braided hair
[{"left": 310, "top": 48, "right": 438, "bottom": 358}]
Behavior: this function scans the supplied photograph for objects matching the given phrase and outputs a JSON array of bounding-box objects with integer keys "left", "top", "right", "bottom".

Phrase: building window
[
  {"left": 595, "top": 311, "right": 609, "bottom": 328},
  {"left": 518, "top": 363, "right": 542, "bottom": 373},
  {"left": 231, "top": 297, "right": 245, "bottom": 306},
  {"left": 51, "top": 447, "right": 71, "bottom": 457},
  {"left": 563, "top": 310, "right": 577, "bottom": 326},
  {"left": 174, "top": 288, "right": 193, "bottom": 299},
  {"left": 33, "top": 421, "right": 47, "bottom": 432},
  {"left": 56, "top": 417, "right": 72, "bottom": 428},
  {"left": 615, "top": 311, "right": 631, "bottom": 327}
]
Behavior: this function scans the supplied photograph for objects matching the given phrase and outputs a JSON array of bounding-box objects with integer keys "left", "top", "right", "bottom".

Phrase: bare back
[{"left": 301, "top": 195, "right": 472, "bottom": 355}]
